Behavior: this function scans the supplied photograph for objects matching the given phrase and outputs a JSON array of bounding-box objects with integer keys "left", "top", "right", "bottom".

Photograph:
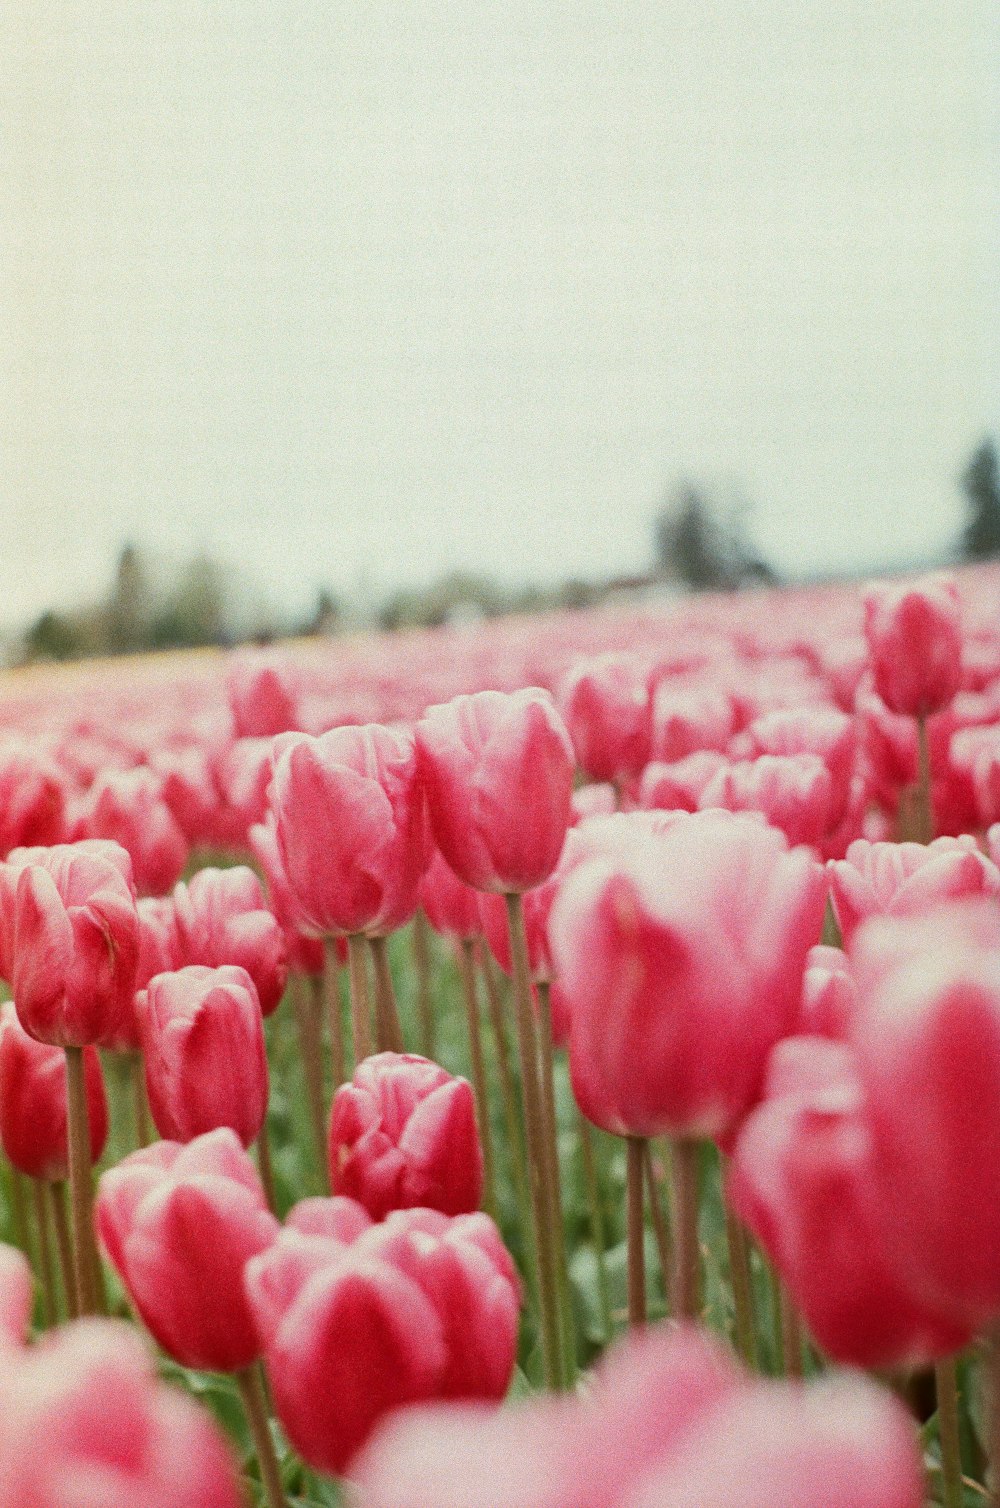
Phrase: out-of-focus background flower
[{"left": 3, "top": 3, "right": 998, "bottom": 661}]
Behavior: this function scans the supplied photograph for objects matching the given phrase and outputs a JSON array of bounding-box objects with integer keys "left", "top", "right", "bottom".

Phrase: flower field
[{"left": 1, "top": 566, "right": 1000, "bottom": 1505}]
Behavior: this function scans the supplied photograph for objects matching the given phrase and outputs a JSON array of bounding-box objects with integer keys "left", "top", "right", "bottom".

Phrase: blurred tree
[
  {"left": 24, "top": 610, "right": 78, "bottom": 661},
  {"left": 654, "top": 484, "right": 775, "bottom": 590},
  {"left": 962, "top": 438, "right": 1000, "bottom": 560},
  {"left": 106, "top": 543, "right": 151, "bottom": 653}
]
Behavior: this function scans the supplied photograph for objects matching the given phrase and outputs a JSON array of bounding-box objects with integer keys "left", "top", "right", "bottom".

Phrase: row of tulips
[{"left": 0, "top": 568, "right": 997, "bottom": 1505}]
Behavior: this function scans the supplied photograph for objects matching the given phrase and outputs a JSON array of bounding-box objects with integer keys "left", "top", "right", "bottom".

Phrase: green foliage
[{"left": 962, "top": 439, "right": 1000, "bottom": 562}]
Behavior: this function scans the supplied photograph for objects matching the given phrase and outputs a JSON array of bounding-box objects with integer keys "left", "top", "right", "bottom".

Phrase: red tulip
[
  {"left": 419, "top": 846, "right": 482, "bottom": 941},
  {"left": 244, "top": 1201, "right": 519, "bottom": 1476},
  {"left": 828, "top": 835, "right": 1000, "bottom": 947},
  {"left": 729, "top": 707, "right": 857, "bottom": 828},
  {"left": 330, "top": 1052, "right": 483, "bottom": 1219},
  {"left": 729, "top": 1035, "right": 971, "bottom": 1368},
  {"left": 851, "top": 901, "right": 1000, "bottom": 1326},
  {"left": 0, "top": 739, "right": 66, "bottom": 858},
  {"left": 249, "top": 817, "right": 325, "bottom": 974},
  {"left": 0, "top": 1002, "right": 108, "bottom": 1180},
  {"left": 173, "top": 865, "right": 288, "bottom": 1014},
  {"left": 138, "top": 965, "right": 269, "bottom": 1147},
  {"left": 798, "top": 945, "right": 859, "bottom": 1039},
  {"left": 550, "top": 810, "right": 825, "bottom": 1139},
  {"left": 864, "top": 574, "right": 962, "bottom": 719},
  {"left": 96, "top": 1129, "right": 279, "bottom": 1371},
  {"left": 416, "top": 689, "right": 574, "bottom": 893},
  {"left": 557, "top": 653, "right": 652, "bottom": 781},
  {"left": 74, "top": 768, "right": 188, "bottom": 897},
  {"left": 0, "top": 1319, "right": 242, "bottom": 1507},
  {"left": 271, "top": 724, "right": 428, "bottom": 935},
  {"left": 227, "top": 651, "right": 300, "bottom": 738},
  {"left": 4, "top": 841, "right": 139, "bottom": 1048}
]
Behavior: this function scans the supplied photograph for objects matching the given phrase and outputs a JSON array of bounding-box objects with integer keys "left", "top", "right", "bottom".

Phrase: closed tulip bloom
[
  {"left": 245, "top": 1203, "right": 518, "bottom": 1476},
  {"left": 138, "top": 966, "right": 268, "bottom": 1147},
  {"left": 0, "top": 739, "right": 66, "bottom": 858},
  {"left": 0, "top": 1002, "right": 108, "bottom": 1180},
  {"left": 74, "top": 768, "right": 188, "bottom": 897},
  {"left": 173, "top": 865, "right": 288, "bottom": 1015},
  {"left": 149, "top": 745, "right": 221, "bottom": 847},
  {"left": 0, "top": 1320, "right": 242, "bottom": 1508},
  {"left": 249, "top": 818, "right": 325, "bottom": 975},
  {"left": 271, "top": 724, "right": 429, "bottom": 935},
  {"left": 330, "top": 1052, "right": 483, "bottom": 1218},
  {"left": 96, "top": 1128, "right": 278, "bottom": 1371},
  {"left": 864, "top": 574, "right": 962, "bottom": 719},
  {"left": 419, "top": 846, "right": 483, "bottom": 941},
  {"left": 550, "top": 811, "right": 825, "bottom": 1139},
  {"left": 729, "top": 1036, "right": 970, "bottom": 1368},
  {"left": 0, "top": 1243, "right": 33, "bottom": 1348},
  {"left": 103, "top": 894, "right": 185, "bottom": 1054},
  {"left": 700, "top": 754, "right": 836, "bottom": 848},
  {"left": 828, "top": 835, "right": 1000, "bottom": 947},
  {"left": 5, "top": 841, "right": 139, "bottom": 1048},
  {"left": 798, "top": 945, "right": 859, "bottom": 1039},
  {"left": 416, "top": 689, "right": 574, "bottom": 893},
  {"left": 851, "top": 903, "right": 1000, "bottom": 1326},
  {"left": 557, "top": 653, "right": 652, "bottom": 782},
  {"left": 730, "top": 707, "right": 858, "bottom": 828},
  {"left": 227, "top": 651, "right": 300, "bottom": 738},
  {"left": 650, "top": 680, "right": 737, "bottom": 763},
  {"left": 639, "top": 752, "right": 729, "bottom": 813},
  {"left": 626, "top": 1375, "right": 922, "bottom": 1508}
]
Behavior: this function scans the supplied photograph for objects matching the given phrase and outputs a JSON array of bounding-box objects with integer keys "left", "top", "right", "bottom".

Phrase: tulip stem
[
  {"left": 346, "top": 934, "right": 374, "bottom": 1065},
  {"left": 236, "top": 1364, "right": 289, "bottom": 1508},
  {"left": 479, "top": 946, "right": 534, "bottom": 1291},
  {"left": 412, "top": 909, "right": 436, "bottom": 1058},
  {"left": 915, "top": 713, "right": 933, "bottom": 844},
  {"left": 256, "top": 1121, "right": 278, "bottom": 1215},
  {"left": 988, "top": 1326, "right": 1000, "bottom": 1507},
  {"left": 323, "top": 940, "right": 346, "bottom": 1089},
  {"left": 670, "top": 1138, "right": 701, "bottom": 1321},
  {"left": 458, "top": 938, "right": 496, "bottom": 1216},
  {"left": 934, "top": 1356, "right": 963, "bottom": 1508},
  {"left": 775, "top": 1275, "right": 802, "bottom": 1378},
  {"left": 49, "top": 1180, "right": 78, "bottom": 1319},
  {"left": 626, "top": 1136, "right": 647, "bottom": 1327},
  {"left": 65, "top": 1045, "right": 102, "bottom": 1316},
  {"left": 578, "top": 1110, "right": 613, "bottom": 1341},
  {"left": 368, "top": 935, "right": 405, "bottom": 1053},
  {"left": 128, "top": 1053, "right": 152, "bottom": 1149},
  {"left": 31, "top": 1178, "right": 57, "bottom": 1327},
  {"left": 537, "top": 980, "right": 576, "bottom": 1384},
  {"left": 644, "top": 1143, "right": 673, "bottom": 1315},
  {"left": 293, "top": 976, "right": 330, "bottom": 1192},
  {"left": 504, "top": 892, "right": 562, "bottom": 1390},
  {"left": 7, "top": 1161, "right": 32, "bottom": 1262},
  {"left": 724, "top": 1200, "right": 757, "bottom": 1368}
]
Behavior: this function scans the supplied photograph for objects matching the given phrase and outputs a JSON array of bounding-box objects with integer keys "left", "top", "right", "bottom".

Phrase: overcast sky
[{"left": 3, "top": 2, "right": 998, "bottom": 630}]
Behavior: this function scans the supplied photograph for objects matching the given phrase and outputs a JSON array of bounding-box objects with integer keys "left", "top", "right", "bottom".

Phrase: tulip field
[{"left": 3, "top": 567, "right": 1000, "bottom": 1505}]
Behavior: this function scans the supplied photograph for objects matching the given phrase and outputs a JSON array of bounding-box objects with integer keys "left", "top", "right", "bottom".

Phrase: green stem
[
  {"left": 65, "top": 1046, "right": 102, "bottom": 1316},
  {"left": 458, "top": 938, "right": 496, "bottom": 1216},
  {"left": 915, "top": 712, "right": 933, "bottom": 844},
  {"left": 412, "top": 909, "right": 436, "bottom": 1058},
  {"left": 236, "top": 1364, "right": 289, "bottom": 1508},
  {"left": 644, "top": 1142, "right": 673, "bottom": 1316},
  {"left": 670, "top": 1138, "right": 701, "bottom": 1321},
  {"left": 346, "top": 933, "right": 374, "bottom": 1065},
  {"left": 368, "top": 934, "right": 405, "bottom": 1053},
  {"left": 578, "top": 1110, "right": 613, "bottom": 1341},
  {"left": 31, "top": 1178, "right": 57, "bottom": 1327},
  {"left": 293, "top": 975, "right": 329, "bottom": 1191},
  {"left": 626, "top": 1135, "right": 647, "bottom": 1327},
  {"left": 935, "top": 1355, "right": 963, "bottom": 1508},
  {"left": 49, "top": 1180, "right": 78, "bottom": 1319},
  {"left": 537, "top": 980, "right": 576, "bottom": 1384},
  {"left": 323, "top": 939, "right": 346, "bottom": 1089}
]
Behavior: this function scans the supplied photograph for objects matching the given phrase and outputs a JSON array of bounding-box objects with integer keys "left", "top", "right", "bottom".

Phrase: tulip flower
[
  {"left": 0, "top": 738, "right": 66, "bottom": 858},
  {"left": 96, "top": 1128, "right": 278, "bottom": 1371},
  {"left": 227, "top": 651, "right": 300, "bottom": 738},
  {"left": 419, "top": 846, "right": 482, "bottom": 943},
  {"left": 864, "top": 574, "right": 962, "bottom": 720},
  {"left": 0, "top": 1242, "right": 33, "bottom": 1348},
  {"left": 137, "top": 965, "right": 269, "bottom": 1148},
  {"left": 650, "top": 680, "right": 737, "bottom": 763},
  {"left": 639, "top": 752, "right": 728, "bottom": 812},
  {"left": 245, "top": 1201, "right": 519, "bottom": 1476},
  {"left": 73, "top": 768, "right": 188, "bottom": 897},
  {"left": 699, "top": 753, "right": 837, "bottom": 847},
  {"left": 729, "top": 707, "right": 858, "bottom": 827},
  {"left": 0, "top": 1319, "right": 243, "bottom": 1508},
  {"left": 798, "top": 945, "right": 859, "bottom": 1039},
  {"left": 173, "top": 865, "right": 288, "bottom": 1015},
  {"left": 329, "top": 1052, "right": 483, "bottom": 1219},
  {"left": 828, "top": 835, "right": 1000, "bottom": 946},
  {"left": 557, "top": 653, "right": 652, "bottom": 782},
  {"left": 0, "top": 1002, "right": 108, "bottom": 1180}
]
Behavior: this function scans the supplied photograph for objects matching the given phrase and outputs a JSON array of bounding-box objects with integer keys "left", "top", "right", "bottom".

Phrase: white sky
[{"left": 3, "top": 2, "right": 998, "bottom": 628}]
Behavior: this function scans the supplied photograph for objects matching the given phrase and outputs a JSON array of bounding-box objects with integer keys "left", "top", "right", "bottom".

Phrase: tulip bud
[
  {"left": 0, "top": 1002, "right": 108, "bottom": 1180},
  {"left": 330, "top": 1052, "right": 483, "bottom": 1218},
  {"left": 271, "top": 724, "right": 428, "bottom": 935},
  {"left": 416, "top": 689, "right": 574, "bottom": 894},
  {"left": 557, "top": 653, "right": 652, "bottom": 782},
  {"left": 0, "top": 738, "right": 66, "bottom": 858},
  {"left": 650, "top": 680, "right": 736, "bottom": 763},
  {"left": 227, "top": 651, "right": 300, "bottom": 738},
  {"left": 96, "top": 1129, "right": 279, "bottom": 1372},
  {"left": 173, "top": 865, "right": 288, "bottom": 1014},
  {"left": 419, "top": 847, "right": 482, "bottom": 942},
  {"left": 828, "top": 835, "right": 1000, "bottom": 947},
  {"left": 138, "top": 965, "right": 269, "bottom": 1147},
  {"left": 4, "top": 841, "right": 139, "bottom": 1048},
  {"left": 74, "top": 768, "right": 188, "bottom": 897},
  {"left": 798, "top": 945, "right": 859, "bottom": 1039},
  {"left": 639, "top": 752, "right": 728, "bottom": 813},
  {"left": 699, "top": 754, "right": 836, "bottom": 848},
  {"left": 864, "top": 574, "right": 962, "bottom": 719}
]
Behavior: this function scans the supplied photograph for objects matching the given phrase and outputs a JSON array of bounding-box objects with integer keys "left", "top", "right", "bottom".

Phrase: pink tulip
[
  {"left": 138, "top": 965, "right": 269, "bottom": 1147},
  {"left": 271, "top": 724, "right": 428, "bottom": 935},
  {"left": 650, "top": 680, "right": 737, "bottom": 763},
  {"left": 227, "top": 651, "right": 300, "bottom": 738},
  {"left": 249, "top": 817, "right": 325, "bottom": 974},
  {"left": 416, "top": 689, "right": 574, "bottom": 893},
  {"left": 74, "top": 768, "right": 188, "bottom": 897},
  {"left": 0, "top": 1002, "right": 108, "bottom": 1180},
  {"left": 329, "top": 1052, "right": 483, "bottom": 1218},
  {"left": 700, "top": 754, "right": 836, "bottom": 847},
  {"left": 419, "top": 846, "right": 483, "bottom": 942},
  {"left": 0, "top": 1319, "right": 242, "bottom": 1507},
  {"left": 729, "top": 1035, "right": 970, "bottom": 1368},
  {"left": 173, "top": 865, "right": 288, "bottom": 1015},
  {"left": 730, "top": 707, "right": 858, "bottom": 827},
  {"left": 0, "top": 739, "right": 66, "bottom": 858},
  {"left": 864, "top": 574, "right": 962, "bottom": 719},
  {"left": 798, "top": 945, "right": 859, "bottom": 1039},
  {"left": 96, "top": 1129, "right": 279, "bottom": 1371},
  {"left": 245, "top": 1201, "right": 519, "bottom": 1476},
  {"left": 4, "top": 841, "right": 139, "bottom": 1048},
  {"left": 550, "top": 810, "right": 825, "bottom": 1139},
  {"left": 557, "top": 653, "right": 652, "bottom": 781},
  {"left": 0, "top": 1243, "right": 33, "bottom": 1348},
  {"left": 639, "top": 752, "right": 729, "bottom": 812},
  {"left": 828, "top": 835, "right": 1000, "bottom": 946}
]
